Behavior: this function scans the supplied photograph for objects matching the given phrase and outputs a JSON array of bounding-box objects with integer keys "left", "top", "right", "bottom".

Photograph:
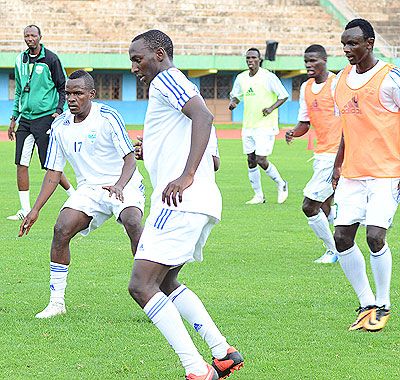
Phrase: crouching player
[{"left": 19, "top": 70, "right": 145, "bottom": 318}]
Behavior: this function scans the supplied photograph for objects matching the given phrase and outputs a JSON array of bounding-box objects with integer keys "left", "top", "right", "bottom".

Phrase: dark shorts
[{"left": 15, "top": 114, "right": 54, "bottom": 169}]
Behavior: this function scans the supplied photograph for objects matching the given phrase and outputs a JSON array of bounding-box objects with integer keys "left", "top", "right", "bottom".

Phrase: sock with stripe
[
  {"left": 337, "top": 244, "right": 375, "bottom": 307},
  {"left": 307, "top": 210, "right": 336, "bottom": 251},
  {"left": 248, "top": 167, "right": 263, "bottom": 196},
  {"left": 143, "top": 292, "right": 207, "bottom": 376},
  {"left": 49, "top": 261, "right": 69, "bottom": 305},
  {"left": 265, "top": 162, "right": 285, "bottom": 188},
  {"left": 370, "top": 243, "right": 392, "bottom": 309},
  {"left": 170, "top": 285, "right": 230, "bottom": 359},
  {"left": 18, "top": 190, "right": 31, "bottom": 213}
]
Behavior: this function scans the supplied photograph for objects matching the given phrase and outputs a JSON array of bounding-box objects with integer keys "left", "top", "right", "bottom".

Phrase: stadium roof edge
[{"left": 0, "top": 52, "right": 394, "bottom": 72}]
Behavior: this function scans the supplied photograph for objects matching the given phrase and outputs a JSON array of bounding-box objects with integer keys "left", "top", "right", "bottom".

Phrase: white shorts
[
  {"left": 135, "top": 208, "right": 218, "bottom": 266},
  {"left": 62, "top": 181, "right": 145, "bottom": 236},
  {"left": 303, "top": 158, "right": 334, "bottom": 202},
  {"left": 242, "top": 127, "right": 275, "bottom": 156},
  {"left": 334, "top": 177, "right": 400, "bottom": 229}
]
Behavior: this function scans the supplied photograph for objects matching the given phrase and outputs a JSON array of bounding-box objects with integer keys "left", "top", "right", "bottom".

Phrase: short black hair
[
  {"left": 246, "top": 47, "right": 261, "bottom": 58},
  {"left": 304, "top": 44, "right": 327, "bottom": 59},
  {"left": 24, "top": 24, "right": 41, "bottom": 36},
  {"left": 132, "top": 30, "right": 173, "bottom": 58},
  {"left": 345, "top": 18, "right": 375, "bottom": 40},
  {"left": 68, "top": 70, "right": 95, "bottom": 90}
]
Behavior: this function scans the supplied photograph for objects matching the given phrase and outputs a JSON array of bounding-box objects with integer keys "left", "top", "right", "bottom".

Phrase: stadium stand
[
  {"left": 0, "top": 0, "right": 344, "bottom": 54},
  {"left": 347, "top": 0, "right": 400, "bottom": 46}
]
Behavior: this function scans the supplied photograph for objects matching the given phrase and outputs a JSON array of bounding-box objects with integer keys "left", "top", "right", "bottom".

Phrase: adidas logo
[
  {"left": 245, "top": 87, "right": 255, "bottom": 96},
  {"left": 341, "top": 95, "right": 362, "bottom": 114},
  {"left": 310, "top": 99, "right": 321, "bottom": 112},
  {"left": 63, "top": 120, "right": 70, "bottom": 125}
]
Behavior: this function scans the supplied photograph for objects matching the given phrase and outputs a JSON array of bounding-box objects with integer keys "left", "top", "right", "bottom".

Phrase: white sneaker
[
  {"left": 35, "top": 302, "right": 66, "bottom": 319},
  {"left": 7, "top": 209, "right": 28, "bottom": 221},
  {"left": 314, "top": 249, "right": 338, "bottom": 264},
  {"left": 245, "top": 194, "right": 265, "bottom": 204},
  {"left": 277, "top": 181, "right": 288, "bottom": 204}
]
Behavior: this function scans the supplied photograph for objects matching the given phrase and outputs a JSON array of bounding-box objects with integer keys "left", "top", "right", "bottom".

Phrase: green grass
[{"left": 1, "top": 139, "right": 400, "bottom": 380}]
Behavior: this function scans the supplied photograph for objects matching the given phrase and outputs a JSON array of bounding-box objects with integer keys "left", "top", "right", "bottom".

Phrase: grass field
[{"left": 1, "top": 138, "right": 400, "bottom": 380}]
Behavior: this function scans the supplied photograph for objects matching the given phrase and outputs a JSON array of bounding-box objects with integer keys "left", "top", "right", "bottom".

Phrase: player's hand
[
  {"left": 8, "top": 120, "right": 16, "bottom": 141},
  {"left": 228, "top": 101, "right": 237, "bottom": 111},
  {"left": 18, "top": 209, "right": 39, "bottom": 237},
  {"left": 103, "top": 184, "right": 124, "bottom": 202},
  {"left": 262, "top": 107, "right": 273, "bottom": 116},
  {"left": 162, "top": 174, "right": 194, "bottom": 207},
  {"left": 285, "top": 129, "right": 294, "bottom": 145},
  {"left": 331, "top": 167, "right": 341, "bottom": 190},
  {"left": 133, "top": 135, "right": 143, "bottom": 160},
  {"left": 398, "top": 180, "right": 400, "bottom": 191},
  {"left": 52, "top": 113, "right": 59, "bottom": 119}
]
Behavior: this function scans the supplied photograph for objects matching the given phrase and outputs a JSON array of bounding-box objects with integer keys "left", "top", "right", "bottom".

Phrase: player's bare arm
[
  {"left": 19, "top": 169, "right": 62, "bottom": 236},
  {"left": 262, "top": 97, "right": 288, "bottom": 116},
  {"left": 228, "top": 97, "right": 240, "bottom": 110},
  {"left": 8, "top": 119, "right": 16, "bottom": 141},
  {"left": 133, "top": 135, "right": 143, "bottom": 160},
  {"left": 162, "top": 95, "right": 213, "bottom": 207},
  {"left": 285, "top": 121, "right": 311, "bottom": 144},
  {"left": 332, "top": 134, "right": 345, "bottom": 190},
  {"left": 103, "top": 152, "right": 137, "bottom": 203}
]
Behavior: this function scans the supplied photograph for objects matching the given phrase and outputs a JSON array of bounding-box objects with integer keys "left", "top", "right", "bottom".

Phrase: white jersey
[
  {"left": 333, "top": 60, "right": 400, "bottom": 115},
  {"left": 143, "top": 67, "right": 222, "bottom": 220},
  {"left": 45, "top": 101, "right": 143, "bottom": 188}
]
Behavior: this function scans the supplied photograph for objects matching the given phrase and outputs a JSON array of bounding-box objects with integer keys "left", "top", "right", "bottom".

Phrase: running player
[
  {"left": 229, "top": 48, "right": 289, "bottom": 204},
  {"left": 332, "top": 19, "right": 400, "bottom": 331},
  {"left": 128, "top": 30, "right": 243, "bottom": 380},
  {"left": 286, "top": 44, "right": 342, "bottom": 263},
  {"left": 19, "top": 70, "right": 145, "bottom": 319}
]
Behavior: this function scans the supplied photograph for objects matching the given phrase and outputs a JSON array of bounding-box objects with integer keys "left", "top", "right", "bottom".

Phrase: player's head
[
  {"left": 129, "top": 30, "right": 174, "bottom": 85},
  {"left": 246, "top": 48, "right": 262, "bottom": 71},
  {"left": 66, "top": 70, "right": 96, "bottom": 116},
  {"left": 303, "top": 44, "right": 328, "bottom": 79},
  {"left": 341, "top": 18, "right": 375, "bottom": 65},
  {"left": 24, "top": 25, "right": 41, "bottom": 51}
]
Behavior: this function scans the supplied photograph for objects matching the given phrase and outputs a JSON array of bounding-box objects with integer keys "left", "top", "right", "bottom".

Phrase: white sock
[
  {"left": 370, "top": 243, "right": 392, "bottom": 309},
  {"left": 170, "top": 285, "right": 230, "bottom": 359},
  {"left": 327, "top": 206, "right": 335, "bottom": 224},
  {"left": 66, "top": 186, "right": 75, "bottom": 197},
  {"left": 248, "top": 167, "right": 263, "bottom": 196},
  {"left": 49, "top": 262, "right": 69, "bottom": 305},
  {"left": 265, "top": 162, "right": 285, "bottom": 188},
  {"left": 307, "top": 210, "right": 336, "bottom": 251},
  {"left": 18, "top": 190, "right": 31, "bottom": 213},
  {"left": 143, "top": 292, "right": 207, "bottom": 376},
  {"left": 337, "top": 244, "right": 375, "bottom": 307}
]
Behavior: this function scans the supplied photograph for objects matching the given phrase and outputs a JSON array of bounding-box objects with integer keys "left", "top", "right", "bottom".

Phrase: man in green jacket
[{"left": 8, "top": 25, "right": 74, "bottom": 221}]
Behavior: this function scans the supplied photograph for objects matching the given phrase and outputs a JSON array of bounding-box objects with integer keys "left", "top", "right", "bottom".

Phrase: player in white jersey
[
  {"left": 128, "top": 30, "right": 243, "bottom": 380},
  {"left": 229, "top": 48, "right": 289, "bottom": 204},
  {"left": 18, "top": 70, "right": 145, "bottom": 319}
]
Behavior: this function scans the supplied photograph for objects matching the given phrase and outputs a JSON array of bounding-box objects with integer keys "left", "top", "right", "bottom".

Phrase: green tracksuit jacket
[{"left": 12, "top": 44, "right": 66, "bottom": 120}]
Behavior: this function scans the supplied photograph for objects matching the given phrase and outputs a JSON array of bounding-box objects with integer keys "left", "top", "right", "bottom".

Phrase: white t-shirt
[
  {"left": 230, "top": 68, "right": 289, "bottom": 101},
  {"left": 297, "top": 72, "right": 336, "bottom": 122},
  {"left": 333, "top": 60, "right": 400, "bottom": 115},
  {"left": 143, "top": 67, "right": 222, "bottom": 220},
  {"left": 45, "top": 101, "right": 143, "bottom": 188}
]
